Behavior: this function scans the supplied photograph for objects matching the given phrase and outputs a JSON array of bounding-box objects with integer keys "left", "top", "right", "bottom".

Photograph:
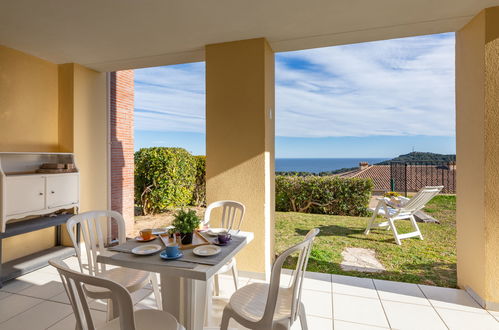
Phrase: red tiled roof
[{"left": 338, "top": 165, "right": 455, "bottom": 193}]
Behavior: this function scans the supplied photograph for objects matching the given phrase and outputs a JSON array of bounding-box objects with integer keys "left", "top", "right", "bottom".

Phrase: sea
[{"left": 275, "top": 158, "right": 389, "bottom": 173}]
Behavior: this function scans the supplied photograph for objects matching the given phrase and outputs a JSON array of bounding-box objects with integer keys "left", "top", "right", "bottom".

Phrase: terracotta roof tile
[{"left": 338, "top": 165, "right": 455, "bottom": 193}]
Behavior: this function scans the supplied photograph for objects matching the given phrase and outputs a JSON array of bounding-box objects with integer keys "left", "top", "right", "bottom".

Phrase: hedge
[
  {"left": 135, "top": 147, "right": 197, "bottom": 215},
  {"left": 192, "top": 155, "right": 206, "bottom": 207},
  {"left": 135, "top": 147, "right": 373, "bottom": 216},
  {"left": 276, "top": 175, "right": 373, "bottom": 216}
]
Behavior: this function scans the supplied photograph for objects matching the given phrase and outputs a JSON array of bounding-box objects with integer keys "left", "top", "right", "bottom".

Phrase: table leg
[
  {"left": 160, "top": 274, "right": 181, "bottom": 321},
  {"left": 205, "top": 277, "right": 213, "bottom": 326},
  {"left": 184, "top": 278, "right": 208, "bottom": 330}
]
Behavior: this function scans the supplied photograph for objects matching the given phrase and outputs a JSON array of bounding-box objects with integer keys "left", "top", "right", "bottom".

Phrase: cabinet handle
[
  {"left": 51, "top": 191, "right": 55, "bottom": 194},
  {"left": 39, "top": 192, "right": 43, "bottom": 196}
]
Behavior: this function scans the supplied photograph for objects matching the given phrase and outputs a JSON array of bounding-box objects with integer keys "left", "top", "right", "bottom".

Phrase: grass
[{"left": 275, "top": 195, "right": 457, "bottom": 287}]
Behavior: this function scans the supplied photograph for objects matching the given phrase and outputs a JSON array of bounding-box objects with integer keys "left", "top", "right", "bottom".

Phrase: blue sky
[{"left": 135, "top": 33, "right": 455, "bottom": 158}]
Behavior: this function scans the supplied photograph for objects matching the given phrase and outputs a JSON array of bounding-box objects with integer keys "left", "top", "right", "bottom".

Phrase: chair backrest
[
  {"left": 202, "top": 200, "right": 245, "bottom": 232},
  {"left": 49, "top": 258, "right": 135, "bottom": 330},
  {"left": 262, "top": 228, "right": 319, "bottom": 325},
  {"left": 401, "top": 186, "right": 443, "bottom": 213},
  {"left": 67, "top": 210, "right": 126, "bottom": 276}
]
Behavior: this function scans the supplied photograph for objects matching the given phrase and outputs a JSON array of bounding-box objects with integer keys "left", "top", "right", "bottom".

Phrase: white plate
[
  {"left": 205, "top": 228, "right": 226, "bottom": 236},
  {"left": 192, "top": 245, "right": 221, "bottom": 257},
  {"left": 131, "top": 244, "right": 162, "bottom": 255}
]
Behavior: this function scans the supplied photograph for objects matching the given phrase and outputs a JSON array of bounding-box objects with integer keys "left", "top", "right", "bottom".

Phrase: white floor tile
[
  {"left": 333, "top": 293, "right": 389, "bottom": 328},
  {"left": 291, "top": 315, "right": 332, "bottom": 330},
  {"left": 214, "top": 274, "right": 250, "bottom": 298},
  {"left": 88, "top": 298, "right": 109, "bottom": 312},
  {"left": 0, "top": 300, "right": 73, "bottom": 330},
  {"left": 131, "top": 288, "right": 154, "bottom": 304},
  {"left": 374, "top": 279, "right": 430, "bottom": 306},
  {"left": 382, "top": 300, "right": 447, "bottom": 330},
  {"left": 419, "top": 285, "right": 487, "bottom": 313},
  {"left": 436, "top": 307, "right": 499, "bottom": 330},
  {"left": 0, "top": 278, "right": 34, "bottom": 294},
  {"left": 134, "top": 290, "right": 160, "bottom": 310},
  {"left": 301, "top": 289, "right": 333, "bottom": 318},
  {"left": 47, "top": 291, "right": 71, "bottom": 305},
  {"left": 0, "top": 290, "right": 12, "bottom": 300},
  {"left": 47, "top": 309, "right": 107, "bottom": 330},
  {"left": 0, "top": 294, "right": 43, "bottom": 323},
  {"left": 334, "top": 319, "right": 390, "bottom": 329},
  {"left": 332, "top": 274, "right": 378, "bottom": 298},
  {"left": 302, "top": 272, "right": 332, "bottom": 292},
  {"left": 17, "top": 279, "right": 65, "bottom": 300},
  {"left": 490, "top": 310, "right": 499, "bottom": 322}
]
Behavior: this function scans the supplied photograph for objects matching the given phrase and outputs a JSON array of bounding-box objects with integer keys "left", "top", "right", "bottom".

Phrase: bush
[
  {"left": 135, "top": 147, "right": 196, "bottom": 215},
  {"left": 192, "top": 155, "right": 206, "bottom": 207},
  {"left": 275, "top": 175, "right": 373, "bottom": 216},
  {"left": 171, "top": 209, "right": 201, "bottom": 234}
]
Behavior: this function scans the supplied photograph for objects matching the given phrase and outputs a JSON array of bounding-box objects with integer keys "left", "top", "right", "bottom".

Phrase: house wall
[
  {"left": 110, "top": 71, "right": 135, "bottom": 231},
  {"left": 206, "top": 38, "right": 275, "bottom": 276},
  {"left": 0, "top": 46, "right": 59, "bottom": 262},
  {"left": 0, "top": 46, "right": 108, "bottom": 262},
  {"left": 456, "top": 6, "right": 499, "bottom": 309}
]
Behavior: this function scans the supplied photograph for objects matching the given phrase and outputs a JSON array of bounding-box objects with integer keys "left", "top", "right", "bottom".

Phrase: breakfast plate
[
  {"left": 192, "top": 245, "right": 221, "bottom": 257},
  {"left": 131, "top": 244, "right": 162, "bottom": 255},
  {"left": 135, "top": 235, "right": 157, "bottom": 242}
]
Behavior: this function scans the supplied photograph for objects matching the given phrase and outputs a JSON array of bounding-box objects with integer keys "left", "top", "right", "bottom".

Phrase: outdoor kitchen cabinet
[{"left": 0, "top": 152, "right": 80, "bottom": 286}]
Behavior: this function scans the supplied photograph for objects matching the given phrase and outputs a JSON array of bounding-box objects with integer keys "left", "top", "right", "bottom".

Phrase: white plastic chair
[
  {"left": 49, "top": 258, "right": 184, "bottom": 330},
  {"left": 66, "top": 210, "right": 161, "bottom": 319},
  {"left": 220, "top": 228, "right": 319, "bottom": 330},
  {"left": 365, "top": 186, "right": 443, "bottom": 245},
  {"left": 203, "top": 200, "right": 245, "bottom": 295}
]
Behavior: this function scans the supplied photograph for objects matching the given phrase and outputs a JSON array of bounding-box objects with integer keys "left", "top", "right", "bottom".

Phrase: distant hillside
[{"left": 376, "top": 152, "right": 456, "bottom": 165}]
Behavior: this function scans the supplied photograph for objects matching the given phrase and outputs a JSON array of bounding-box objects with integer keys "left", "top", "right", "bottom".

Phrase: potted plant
[{"left": 171, "top": 209, "right": 201, "bottom": 245}]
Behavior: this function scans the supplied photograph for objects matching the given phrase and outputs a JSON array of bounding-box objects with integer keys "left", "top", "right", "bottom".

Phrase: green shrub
[
  {"left": 135, "top": 147, "right": 196, "bottom": 215},
  {"left": 275, "top": 175, "right": 373, "bottom": 216},
  {"left": 192, "top": 155, "right": 206, "bottom": 207},
  {"left": 171, "top": 209, "right": 201, "bottom": 234}
]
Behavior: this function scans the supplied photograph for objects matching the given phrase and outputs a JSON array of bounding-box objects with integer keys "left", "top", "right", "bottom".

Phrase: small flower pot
[{"left": 181, "top": 232, "right": 193, "bottom": 245}]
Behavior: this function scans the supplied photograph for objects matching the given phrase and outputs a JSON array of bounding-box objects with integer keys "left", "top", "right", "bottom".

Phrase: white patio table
[{"left": 97, "top": 231, "right": 254, "bottom": 330}]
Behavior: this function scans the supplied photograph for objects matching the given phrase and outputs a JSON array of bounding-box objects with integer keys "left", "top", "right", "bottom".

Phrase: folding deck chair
[{"left": 365, "top": 186, "right": 443, "bottom": 245}]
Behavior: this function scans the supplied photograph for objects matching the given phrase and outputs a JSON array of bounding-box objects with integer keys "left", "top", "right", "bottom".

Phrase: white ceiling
[{"left": 0, "top": 0, "right": 497, "bottom": 71}]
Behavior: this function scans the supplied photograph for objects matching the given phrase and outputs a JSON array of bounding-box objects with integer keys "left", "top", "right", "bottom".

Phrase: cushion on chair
[
  {"left": 84, "top": 267, "right": 150, "bottom": 299},
  {"left": 228, "top": 283, "right": 293, "bottom": 323}
]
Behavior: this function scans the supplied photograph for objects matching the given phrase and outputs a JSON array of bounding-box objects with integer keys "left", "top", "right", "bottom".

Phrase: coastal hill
[
  {"left": 375, "top": 152, "right": 456, "bottom": 165},
  {"left": 276, "top": 152, "right": 456, "bottom": 176}
]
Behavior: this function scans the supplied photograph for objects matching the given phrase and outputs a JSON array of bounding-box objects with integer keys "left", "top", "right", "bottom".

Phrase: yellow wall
[
  {"left": 0, "top": 46, "right": 59, "bottom": 261},
  {"left": 72, "top": 64, "right": 108, "bottom": 213},
  {"left": 0, "top": 46, "right": 108, "bottom": 262},
  {"left": 206, "top": 38, "right": 275, "bottom": 276},
  {"left": 457, "top": 7, "right": 499, "bottom": 309}
]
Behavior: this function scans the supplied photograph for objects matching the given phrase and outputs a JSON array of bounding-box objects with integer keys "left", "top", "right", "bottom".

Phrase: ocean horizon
[{"left": 275, "top": 158, "right": 389, "bottom": 173}]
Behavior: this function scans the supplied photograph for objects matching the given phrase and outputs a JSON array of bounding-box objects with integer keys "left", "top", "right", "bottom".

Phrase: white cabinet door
[
  {"left": 5, "top": 176, "right": 46, "bottom": 215},
  {"left": 46, "top": 174, "right": 79, "bottom": 208}
]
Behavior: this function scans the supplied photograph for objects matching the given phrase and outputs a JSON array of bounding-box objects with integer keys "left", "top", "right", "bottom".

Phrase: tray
[{"left": 159, "top": 231, "right": 211, "bottom": 250}]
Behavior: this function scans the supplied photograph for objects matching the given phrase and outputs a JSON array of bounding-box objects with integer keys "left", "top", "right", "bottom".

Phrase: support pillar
[
  {"left": 456, "top": 6, "right": 499, "bottom": 310},
  {"left": 205, "top": 38, "right": 275, "bottom": 277}
]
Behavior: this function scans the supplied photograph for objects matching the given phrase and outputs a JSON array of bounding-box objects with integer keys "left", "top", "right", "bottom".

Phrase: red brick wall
[{"left": 110, "top": 70, "right": 135, "bottom": 232}]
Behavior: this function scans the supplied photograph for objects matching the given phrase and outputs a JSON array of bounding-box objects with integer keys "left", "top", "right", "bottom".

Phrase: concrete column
[
  {"left": 206, "top": 38, "right": 275, "bottom": 277},
  {"left": 58, "top": 63, "right": 109, "bottom": 214},
  {"left": 456, "top": 7, "right": 499, "bottom": 310}
]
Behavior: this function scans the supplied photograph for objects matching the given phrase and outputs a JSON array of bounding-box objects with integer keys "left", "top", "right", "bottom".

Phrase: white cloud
[
  {"left": 134, "top": 63, "right": 205, "bottom": 133},
  {"left": 134, "top": 33, "right": 455, "bottom": 138}
]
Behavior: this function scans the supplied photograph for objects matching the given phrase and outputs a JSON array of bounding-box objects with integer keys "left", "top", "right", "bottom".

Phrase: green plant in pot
[{"left": 171, "top": 209, "right": 201, "bottom": 245}]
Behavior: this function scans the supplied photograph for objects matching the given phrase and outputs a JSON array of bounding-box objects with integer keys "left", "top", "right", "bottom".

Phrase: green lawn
[{"left": 275, "top": 195, "right": 457, "bottom": 287}]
